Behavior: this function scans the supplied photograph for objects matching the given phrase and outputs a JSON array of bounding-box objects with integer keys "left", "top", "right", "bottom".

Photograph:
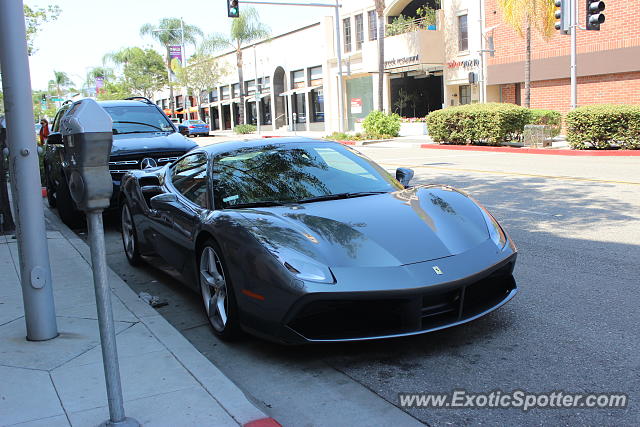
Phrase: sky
[{"left": 26, "top": 0, "right": 331, "bottom": 91}]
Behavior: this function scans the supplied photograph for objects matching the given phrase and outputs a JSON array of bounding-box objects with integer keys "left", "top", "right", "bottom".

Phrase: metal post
[
  {"left": 478, "top": 0, "right": 485, "bottom": 103},
  {"left": 334, "top": 0, "right": 345, "bottom": 132},
  {"left": 0, "top": 0, "right": 58, "bottom": 341},
  {"left": 570, "top": 0, "right": 577, "bottom": 109},
  {"left": 254, "top": 46, "right": 261, "bottom": 135},
  {"left": 87, "top": 212, "right": 138, "bottom": 427}
]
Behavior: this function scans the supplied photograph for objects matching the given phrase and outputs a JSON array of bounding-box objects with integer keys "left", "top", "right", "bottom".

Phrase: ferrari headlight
[
  {"left": 481, "top": 209, "right": 507, "bottom": 250},
  {"left": 275, "top": 248, "right": 334, "bottom": 284}
]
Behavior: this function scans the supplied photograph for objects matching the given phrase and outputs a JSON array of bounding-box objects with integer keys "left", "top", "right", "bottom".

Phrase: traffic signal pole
[
  {"left": 239, "top": 1, "right": 345, "bottom": 132},
  {"left": 0, "top": 0, "right": 58, "bottom": 341},
  {"left": 570, "top": 0, "right": 577, "bottom": 109}
]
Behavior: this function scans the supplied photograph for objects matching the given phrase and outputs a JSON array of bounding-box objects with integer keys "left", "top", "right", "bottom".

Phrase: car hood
[
  {"left": 236, "top": 185, "right": 492, "bottom": 268},
  {"left": 111, "top": 132, "right": 196, "bottom": 156}
]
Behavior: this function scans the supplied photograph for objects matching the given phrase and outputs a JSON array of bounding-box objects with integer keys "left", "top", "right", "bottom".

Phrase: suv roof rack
[{"left": 124, "top": 96, "right": 154, "bottom": 105}]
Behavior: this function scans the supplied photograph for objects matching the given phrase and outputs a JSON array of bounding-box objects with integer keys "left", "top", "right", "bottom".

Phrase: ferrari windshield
[
  {"left": 104, "top": 106, "right": 175, "bottom": 134},
  {"left": 212, "top": 142, "right": 403, "bottom": 208}
]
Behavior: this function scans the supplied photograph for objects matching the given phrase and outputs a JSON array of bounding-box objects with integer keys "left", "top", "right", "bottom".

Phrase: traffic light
[
  {"left": 586, "top": 0, "right": 605, "bottom": 31},
  {"left": 554, "top": 0, "right": 570, "bottom": 35},
  {"left": 227, "top": 0, "right": 239, "bottom": 18}
]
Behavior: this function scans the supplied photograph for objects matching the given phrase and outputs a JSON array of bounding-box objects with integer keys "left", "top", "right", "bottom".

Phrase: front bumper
[{"left": 240, "top": 239, "right": 518, "bottom": 344}]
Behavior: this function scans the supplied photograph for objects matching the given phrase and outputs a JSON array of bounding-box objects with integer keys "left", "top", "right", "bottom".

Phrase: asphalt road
[{"left": 85, "top": 143, "right": 639, "bottom": 426}]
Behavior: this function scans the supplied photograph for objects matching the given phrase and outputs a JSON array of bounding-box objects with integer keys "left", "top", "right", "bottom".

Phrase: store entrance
[{"left": 390, "top": 73, "right": 443, "bottom": 118}]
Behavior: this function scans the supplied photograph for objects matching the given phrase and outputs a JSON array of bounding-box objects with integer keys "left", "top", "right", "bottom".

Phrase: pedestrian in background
[{"left": 38, "top": 118, "right": 49, "bottom": 145}]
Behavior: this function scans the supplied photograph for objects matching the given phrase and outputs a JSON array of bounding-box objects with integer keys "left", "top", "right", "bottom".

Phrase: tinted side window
[
  {"left": 172, "top": 153, "right": 209, "bottom": 208},
  {"left": 51, "top": 106, "right": 70, "bottom": 133}
]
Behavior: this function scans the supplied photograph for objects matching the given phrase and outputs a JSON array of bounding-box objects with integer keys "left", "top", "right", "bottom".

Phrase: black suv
[{"left": 44, "top": 97, "right": 197, "bottom": 227}]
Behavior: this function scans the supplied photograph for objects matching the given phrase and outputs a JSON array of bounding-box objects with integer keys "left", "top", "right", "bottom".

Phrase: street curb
[
  {"left": 420, "top": 144, "right": 640, "bottom": 156},
  {"left": 44, "top": 208, "right": 271, "bottom": 426}
]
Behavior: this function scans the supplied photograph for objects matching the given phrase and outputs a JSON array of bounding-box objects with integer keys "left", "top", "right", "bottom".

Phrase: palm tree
[
  {"left": 48, "top": 71, "right": 72, "bottom": 98},
  {"left": 497, "top": 0, "right": 555, "bottom": 108},
  {"left": 374, "top": 0, "right": 385, "bottom": 112},
  {"left": 140, "top": 18, "right": 203, "bottom": 116},
  {"left": 200, "top": 7, "right": 269, "bottom": 126},
  {"left": 102, "top": 47, "right": 144, "bottom": 70}
]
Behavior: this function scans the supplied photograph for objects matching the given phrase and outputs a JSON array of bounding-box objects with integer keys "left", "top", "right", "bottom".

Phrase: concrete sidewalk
[{"left": 0, "top": 208, "right": 274, "bottom": 426}]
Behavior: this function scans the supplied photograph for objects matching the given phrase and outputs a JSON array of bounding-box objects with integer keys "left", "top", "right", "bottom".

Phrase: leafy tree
[
  {"left": 85, "top": 66, "right": 114, "bottom": 96},
  {"left": 48, "top": 70, "right": 73, "bottom": 98},
  {"left": 97, "top": 80, "right": 133, "bottom": 101},
  {"left": 140, "top": 18, "right": 203, "bottom": 116},
  {"left": 174, "top": 54, "right": 228, "bottom": 120},
  {"left": 122, "top": 48, "right": 168, "bottom": 99},
  {"left": 24, "top": 4, "right": 61, "bottom": 55},
  {"left": 497, "top": 0, "right": 555, "bottom": 108},
  {"left": 200, "top": 7, "right": 269, "bottom": 125}
]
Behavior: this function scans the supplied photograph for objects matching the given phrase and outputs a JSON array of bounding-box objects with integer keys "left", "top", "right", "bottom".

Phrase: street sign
[{"left": 51, "top": 97, "right": 64, "bottom": 101}]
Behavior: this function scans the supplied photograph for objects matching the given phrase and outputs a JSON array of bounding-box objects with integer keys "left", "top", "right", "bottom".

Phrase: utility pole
[
  {"left": 239, "top": 1, "right": 345, "bottom": 132},
  {"left": 253, "top": 45, "right": 261, "bottom": 135},
  {"left": 0, "top": 0, "right": 58, "bottom": 341},
  {"left": 570, "top": 0, "right": 577, "bottom": 109}
]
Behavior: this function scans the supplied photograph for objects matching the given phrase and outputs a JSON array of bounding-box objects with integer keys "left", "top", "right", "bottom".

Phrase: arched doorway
[{"left": 273, "top": 66, "right": 286, "bottom": 129}]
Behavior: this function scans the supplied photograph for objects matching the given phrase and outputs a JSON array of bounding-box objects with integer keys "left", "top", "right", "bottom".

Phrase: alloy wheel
[{"left": 200, "top": 246, "right": 229, "bottom": 332}]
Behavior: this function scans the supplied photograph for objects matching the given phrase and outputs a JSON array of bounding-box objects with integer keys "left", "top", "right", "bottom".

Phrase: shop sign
[
  {"left": 447, "top": 58, "right": 480, "bottom": 69},
  {"left": 384, "top": 55, "right": 420, "bottom": 69},
  {"left": 351, "top": 98, "right": 363, "bottom": 114}
]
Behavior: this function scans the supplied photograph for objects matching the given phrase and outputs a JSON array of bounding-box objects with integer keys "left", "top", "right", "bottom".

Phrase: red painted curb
[
  {"left": 41, "top": 187, "right": 47, "bottom": 198},
  {"left": 337, "top": 140, "right": 356, "bottom": 145},
  {"left": 420, "top": 144, "right": 640, "bottom": 156},
  {"left": 243, "top": 418, "right": 282, "bottom": 427}
]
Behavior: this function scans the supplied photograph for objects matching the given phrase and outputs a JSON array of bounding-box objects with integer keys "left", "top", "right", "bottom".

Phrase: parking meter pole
[
  {"left": 87, "top": 212, "right": 138, "bottom": 427},
  {"left": 59, "top": 99, "right": 138, "bottom": 427},
  {"left": 0, "top": 0, "right": 58, "bottom": 341}
]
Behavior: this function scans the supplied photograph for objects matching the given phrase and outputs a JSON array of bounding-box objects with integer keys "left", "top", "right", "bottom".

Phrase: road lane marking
[{"left": 380, "top": 163, "right": 640, "bottom": 186}]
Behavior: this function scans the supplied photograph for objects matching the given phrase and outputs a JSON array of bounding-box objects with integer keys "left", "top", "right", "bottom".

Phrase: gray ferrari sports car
[{"left": 119, "top": 138, "right": 517, "bottom": 344}]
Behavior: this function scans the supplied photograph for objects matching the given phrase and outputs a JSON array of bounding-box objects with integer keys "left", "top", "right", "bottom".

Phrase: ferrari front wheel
[
  {"left": 198, "top": 240, "right": 240, "bottom": 340},
  {"left": 121, "top": 202, "right": 142, "bottom": 266}
]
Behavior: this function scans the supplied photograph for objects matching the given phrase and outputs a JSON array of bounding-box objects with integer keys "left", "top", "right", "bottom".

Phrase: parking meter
[
  {"left": 60, "top": 99, "right": 113, "bottom": 212},
  {"left": 59, "top": 99, "right": 139, "bottom": 427}
]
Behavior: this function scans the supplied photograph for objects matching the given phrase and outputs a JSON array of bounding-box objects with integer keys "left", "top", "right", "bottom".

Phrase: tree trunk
[
  {"left": 377, "top": 12, "right": 385, "bottom": 112},
  {"left": 236, "top": 48, "right": 245, "bottom": 126},
  {"left": 167, "top": 48, "right": 175, "bottom": 118},
  {"left": 524, "top": 18, "right": 531, "bottom": 108}
]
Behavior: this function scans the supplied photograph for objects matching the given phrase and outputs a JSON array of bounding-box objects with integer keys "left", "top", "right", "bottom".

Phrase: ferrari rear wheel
[
  {"left": 121, "top": 202, "right": 142, "bottom": 266},
  {"left": 198, "top": 240, "right": 240, "bottom": 340}
]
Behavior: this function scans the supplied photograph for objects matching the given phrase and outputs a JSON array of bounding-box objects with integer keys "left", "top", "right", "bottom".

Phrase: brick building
[{"left": 484, "top": 0, "right": 640, "bottom": 113}]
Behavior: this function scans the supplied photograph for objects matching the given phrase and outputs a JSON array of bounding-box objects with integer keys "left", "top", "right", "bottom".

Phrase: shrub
[
  {"left": 362, "top": 111, "right": 401, "bottom": 137},
  {"left": 323, "top": 131, "right": 394, "bottom": 141},
  {"left": 566, "top": 104, "right": 640, "bottom": 150},
  {"left": 426, "top": 103, "right": 531, "bottom": 145},
  {"left": 529, "top": 109, "right": 562, "bottom": 137},
  {"left": 234, "top": 124, "right": 257, "bottom": 134}
]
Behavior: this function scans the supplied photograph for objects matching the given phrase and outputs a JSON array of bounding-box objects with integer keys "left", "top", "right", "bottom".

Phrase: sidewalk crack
[{"left": 49, "top": 371, "right": 73, "bottom": 426}]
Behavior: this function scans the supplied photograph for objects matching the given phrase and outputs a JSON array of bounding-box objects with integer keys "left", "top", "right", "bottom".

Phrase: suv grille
[{"left": 109, "top": 152, "right": 183, "bottom": 175}]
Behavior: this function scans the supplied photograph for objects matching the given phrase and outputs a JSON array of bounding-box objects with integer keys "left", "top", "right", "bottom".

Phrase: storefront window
[
  {"left": 343, "top": 17, "right": 351, "bottom": 53},
  {"left": 368, "top": 10, "right": 377, "bottom": 41},
  {"left": 292, "top": 70, "right": 305, "bottom": 89},
  {"left": 311, "top": 89, "right": 324, "bottom": 122},
  {"left": 246, "top": 80, "right": 256, "bottom": 95},
  {"left": 309, "top": 66, "right": 323, "bottom": 86},
  {"left": 355, "top": 14, "right": 364, "bottom": 50},
  {"left": 221, "top": 86, "right": 230, "bottom": 100},
  {"left": 261, "top": 96, "right": 272, "bottom": 124},
  {"left": 209, "top": 89, "right": 218, "bottom": 102},
  {"left": 458, "top": 15, "right": 468, "bottom": 52},
  {"left": 459, "top": 85, "right": 471, "bottom": 105},
  {"left": 260, "top": 76, "right": 271, "bottom": 92},
  {"left": 232, "top": 83, "right": 240, "bottom": 98},
  {"left": 247, "top": 101, "right": 257, "bottom": 125},
  {"left": 293, "top": 93, "right": 306, "bottom": 123}
]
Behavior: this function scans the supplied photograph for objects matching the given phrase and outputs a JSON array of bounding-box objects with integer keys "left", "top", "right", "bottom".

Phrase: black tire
[
  {"left": 45, "top": 171, "right": 56, "bottom": 208},
  {"left": 197, "top": 239, "right": 241, "bottom": 340},
  {"left": 121, "top": 202, "right": 142, "bottom": 266},
  {"left": 56, "top": 176, "right": 84, "bottom": 228}
]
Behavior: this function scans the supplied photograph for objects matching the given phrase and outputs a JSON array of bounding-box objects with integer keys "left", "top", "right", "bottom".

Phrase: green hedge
[
  {"left": 566, "top": 104, "right": 640, "bottom": 150},
  {"left": 362, "top": 111, "right": 401, "bottom": 137},
  {"left": 234, "top": 124, "right": 257, "bottom": 134},
  {"left": 529, "top": 109, "right": 562, "bottom": 137},
  {"left": 426, "top": 103, "right": 531, "bottom": 145}
]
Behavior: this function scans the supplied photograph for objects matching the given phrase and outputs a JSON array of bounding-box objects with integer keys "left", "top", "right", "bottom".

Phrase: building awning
[
  {"left": 163, "top": 109, "right": 173, "bottom": 115},
  {"left": 189, "top": 106, "right": 199, "bottom": 113},
  {"left": 278, "top": 85, "right": 322, "bottom": 96}
]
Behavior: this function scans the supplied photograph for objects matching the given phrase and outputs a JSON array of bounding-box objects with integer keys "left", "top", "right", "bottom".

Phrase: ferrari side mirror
[
  {"left": 396, "top": 167, "right": 415, "bottom": 188},
  {"left": 150, "top": 192, "right": 177, "bottom": 210}
]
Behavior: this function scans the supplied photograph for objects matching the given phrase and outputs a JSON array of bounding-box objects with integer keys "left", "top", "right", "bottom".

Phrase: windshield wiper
[
  {"left": 297, "top": 191, "right": 388, "bottom": 204},
  {"left": 227, "top": 200, "right": 291, "bottom": 208},
  {"left": 112, "top": 121, "right": 163, "bottom": 130}
]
